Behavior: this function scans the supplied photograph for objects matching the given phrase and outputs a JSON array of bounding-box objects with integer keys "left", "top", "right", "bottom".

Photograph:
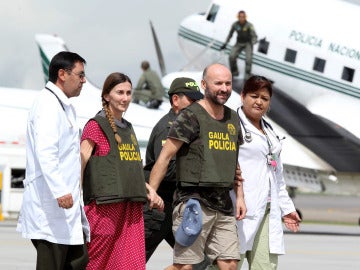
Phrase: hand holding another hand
[{"left": 146, "top": 183, "right": 164, "bottom": 211}]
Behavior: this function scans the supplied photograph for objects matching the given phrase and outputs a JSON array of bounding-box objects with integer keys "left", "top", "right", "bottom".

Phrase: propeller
[{"left": 149, "top": 20, "right": 167, "bottom": 77}]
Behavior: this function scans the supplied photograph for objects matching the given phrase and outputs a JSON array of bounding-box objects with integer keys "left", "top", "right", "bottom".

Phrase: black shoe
[
  {"left": 154, "top": 100, "right": 162, "bottom": 109},
  {"left": 147, "top": 99, "right": 162, "bottom": 109}
]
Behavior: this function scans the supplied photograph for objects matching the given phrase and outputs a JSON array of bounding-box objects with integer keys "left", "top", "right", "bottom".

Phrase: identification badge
[{"left": 266, "top": 153, "right": 278, "bottom": 170}]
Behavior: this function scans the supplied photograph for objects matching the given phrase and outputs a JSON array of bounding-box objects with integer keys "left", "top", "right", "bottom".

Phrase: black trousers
[
  {"left": 31, "top": 239, "right": 88, "bottom": 270},
  {"left": 144, "top": 198, "right": 175, "bottom": 261}
]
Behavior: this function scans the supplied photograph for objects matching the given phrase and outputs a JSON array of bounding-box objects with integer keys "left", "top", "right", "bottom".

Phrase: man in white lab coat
[{"left": 17, "top": 51, "right": 90, "bottom": 270}]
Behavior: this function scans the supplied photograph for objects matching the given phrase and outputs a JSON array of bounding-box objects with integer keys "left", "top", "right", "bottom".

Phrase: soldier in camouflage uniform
[
  {"left": 148, "top": 64, "right": 247, "bottom": 270},
  {"left": 133, "top": 61, "right": 165, "bottom": 109},
  {"left": 220, "top": 10, "right": 258, "bottom": 80},
  {"left": 143, "top": 77, "right": 210, "bottom": 269}
]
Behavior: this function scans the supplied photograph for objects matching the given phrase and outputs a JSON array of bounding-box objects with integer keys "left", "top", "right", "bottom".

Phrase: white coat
[
  {"left": 231, "top": 108, "right": 295, "bottom": 255},
  {"left": 16, "top": 82, "right": 90, "bottom": 245}
]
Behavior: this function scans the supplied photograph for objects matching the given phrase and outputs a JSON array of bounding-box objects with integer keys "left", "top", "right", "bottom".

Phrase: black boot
[{"left": 147, "top": 99, "right": 162, "bottom": 109}]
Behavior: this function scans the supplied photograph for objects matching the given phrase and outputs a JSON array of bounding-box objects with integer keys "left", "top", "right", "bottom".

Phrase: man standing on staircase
[{"left": 220, "top": 10, "right": 257, "bottom": 80}]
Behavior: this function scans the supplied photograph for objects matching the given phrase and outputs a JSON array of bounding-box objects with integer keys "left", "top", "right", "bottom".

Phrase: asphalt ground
[
  {"left": 292, "top": 193, "right": 360, "bottom": 225},
  {"left": 1, "top": 193, "right": 359, "bottom": 269}
]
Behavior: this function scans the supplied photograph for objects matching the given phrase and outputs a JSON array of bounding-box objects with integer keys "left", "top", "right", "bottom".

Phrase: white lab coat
[
  {"left": 231, "top": 108, "right": 295, "bottom": 255},
  {"left": 17, "top": 82, "right": 90, "bottom": 245}
]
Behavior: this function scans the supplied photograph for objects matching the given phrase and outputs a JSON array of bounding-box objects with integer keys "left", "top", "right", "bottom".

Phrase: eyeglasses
[{"left": 66, "top": 70, "right": 86, "bottom": 80}]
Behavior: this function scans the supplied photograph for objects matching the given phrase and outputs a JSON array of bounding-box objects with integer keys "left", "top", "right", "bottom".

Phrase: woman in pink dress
[{"left": 80, "top": 72, "right": 163, "bottom": 269}]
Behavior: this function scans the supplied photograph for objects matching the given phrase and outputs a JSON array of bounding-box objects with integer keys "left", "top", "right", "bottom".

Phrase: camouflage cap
[{"left": 168, "top": 77, "right": 204, "bottom": 100}]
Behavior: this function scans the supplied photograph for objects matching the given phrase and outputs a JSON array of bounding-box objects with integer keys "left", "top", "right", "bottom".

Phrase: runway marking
[{"left": 288, "top": 249, "right": 360, "bottom": 256}]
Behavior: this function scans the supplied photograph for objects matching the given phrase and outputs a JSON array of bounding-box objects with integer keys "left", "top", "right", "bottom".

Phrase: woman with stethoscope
[{"left": 231, "top": 75, "right": 301, "bottom": 270}]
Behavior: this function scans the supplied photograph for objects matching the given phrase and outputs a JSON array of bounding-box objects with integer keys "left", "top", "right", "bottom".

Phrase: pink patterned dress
[{"left": 81, "top": 120, "right": 145, "bottom": 270}]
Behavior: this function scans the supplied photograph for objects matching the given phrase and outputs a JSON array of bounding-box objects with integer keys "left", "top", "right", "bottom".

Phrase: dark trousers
[
  {"left": 31, "top": 239, "right": 88, "bottom": 270},
  {"left": 229, "top": 42, "right": 253, "bottom": 79},
  {"left": 144, "top": 199, "right": 175, "bottom": 261}
]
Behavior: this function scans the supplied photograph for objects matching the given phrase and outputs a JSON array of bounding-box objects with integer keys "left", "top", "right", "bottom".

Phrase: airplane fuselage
[{"left": 178, "top": 0, "right": 360, "bottom": 139}]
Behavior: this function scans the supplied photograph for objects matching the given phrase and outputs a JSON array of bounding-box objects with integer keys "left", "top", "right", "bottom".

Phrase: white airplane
[
  {"left": 2, "top": 0, "right": 359, "bottom": 216},
  {"left": 35, "top": 33, "right": 339, "bottom": 187},
  {"left": 165, "top": 0, "right": 360, "bottom": 175}
]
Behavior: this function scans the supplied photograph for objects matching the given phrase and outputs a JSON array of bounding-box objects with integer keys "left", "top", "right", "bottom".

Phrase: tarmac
[
  {"left": 292, "top": 192, "right": 360, "bottom": 225},
  {"left": 1, "top": 193, "right": 359, "bottom": 269}
]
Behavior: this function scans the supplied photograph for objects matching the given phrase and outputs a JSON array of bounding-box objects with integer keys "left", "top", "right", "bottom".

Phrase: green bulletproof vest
[
  {"left": 176, "top": 103, "right": 240, "bottom": 188},
  {"left": 236, "top": 21, "right": 252, "bottom": 43},
  {"left": 83, "top": 115, "right": 147, "bottom": 205}
]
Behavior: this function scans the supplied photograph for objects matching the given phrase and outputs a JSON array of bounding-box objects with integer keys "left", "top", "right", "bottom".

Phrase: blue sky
[{"left": 0, "top": 0, "right": 209, "bottom": 90}]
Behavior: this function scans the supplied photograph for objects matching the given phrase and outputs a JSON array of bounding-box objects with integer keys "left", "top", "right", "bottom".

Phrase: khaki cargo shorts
[{"left": 172, "top": 200, "right": 240, "bottom": 265}]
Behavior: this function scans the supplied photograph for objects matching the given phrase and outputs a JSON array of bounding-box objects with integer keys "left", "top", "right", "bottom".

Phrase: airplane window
[
  {"left": 11, "top": 168, "right": 25, "bottom": 188},
  {"left": 257, "top": 38, "right": 269, "bottom": 54},
  {"left": 284, "top": 48, "right": 297, "bottom": 63},
  {"left": 342, "top": 67, "right": 355, "bottom": 82},
  {"left": 313, "top": 57, "right": 326, "bottom": 73},
  {"left": 206, "top": 4, "right": 220, "bottom": 22}
]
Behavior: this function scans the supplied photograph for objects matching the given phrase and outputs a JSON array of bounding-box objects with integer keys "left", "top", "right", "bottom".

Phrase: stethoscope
[{"left": 237, "top": 107, "right": 284, "bottom": 144}]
